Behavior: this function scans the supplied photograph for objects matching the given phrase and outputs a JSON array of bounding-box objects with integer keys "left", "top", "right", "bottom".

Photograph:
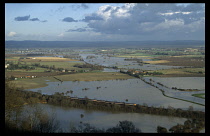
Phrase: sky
[{"left": 5, "top": 3, "right": 205, "bottom": 41}]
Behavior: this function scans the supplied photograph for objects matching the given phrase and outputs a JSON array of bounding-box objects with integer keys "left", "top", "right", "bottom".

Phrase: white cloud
[
  {"left": 82, "top": 3, "right": 204, "bottom": 40},
  {"left": 7, "top": 31, "right": 17, "bottom": 37},
  {"left": 58, "top": 33, "right": 64, "bottom": 37}
]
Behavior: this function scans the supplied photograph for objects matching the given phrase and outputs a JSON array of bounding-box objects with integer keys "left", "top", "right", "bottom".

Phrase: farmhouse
[
  {"left": 25, "top": 75, "right": 31, "bottom": 78},
  {"left": 115, "top": 102, "right": 125, "bottom": 105},
  {"left": 70, "top": 97, "right": 79, "bottom": 100},
  {"left": 125, "top": 103, "right": 137, "bottom": 106},
  {"left": 89, "top": 99, "right": 97, "bottom": 102}
]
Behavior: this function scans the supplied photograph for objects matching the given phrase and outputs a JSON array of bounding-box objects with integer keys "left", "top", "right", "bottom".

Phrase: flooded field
[
  {"left": 80, "top": 54, "right": 183, "bottom": 70},
  {"left": 22, "top": 104, "right": 188, "bottom": 133},
  {"left": 145, "top": 77, "right": 205, "bottom": 90},
  {"left": 28, "top": 78, "right": 204, "bottom": 111},
  {"left": 143, "top": 77, "right": 205, "bottom": 106}
]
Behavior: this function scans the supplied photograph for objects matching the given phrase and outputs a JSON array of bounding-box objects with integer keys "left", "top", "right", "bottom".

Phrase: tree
[
  {"left": 157, "top": 126, "right": 168, "bottom": 133},
  {"left": 106, "top": 120, "right": 141, "bottom": 133},
  {"left": 80, "top": 114, "right": 84, "bottom": 119}
]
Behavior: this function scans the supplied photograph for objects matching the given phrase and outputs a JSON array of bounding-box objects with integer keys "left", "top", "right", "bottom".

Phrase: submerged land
[{"left": 5, "top": 41, "right": 205, "bottom": 133}]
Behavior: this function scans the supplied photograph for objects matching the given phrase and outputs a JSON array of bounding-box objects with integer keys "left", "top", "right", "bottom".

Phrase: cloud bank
[{"left": 68, "top": 3, "right": 205, "bottom": 40}]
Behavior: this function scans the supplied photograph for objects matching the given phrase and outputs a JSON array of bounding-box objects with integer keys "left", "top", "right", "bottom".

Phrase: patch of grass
[
  {"left": 151, "top": 67, "right": 205, "bottom": 77},
  {"left": 154, "top": 56, "right": 205, "bottom": 67},
  {"left": 192, "top": 93, "right": 205, "bottom": 99},
  {"left": 54, "top": 72, "right": 135, "bottom": 82},
  {"left": 11, "top": 76, "right": 57, "bottom": 89},
  {"left": 20, "top": 57, "right": 78, "bottom": 62},
  {"left": 11, "top": 72, "right": 135, "bottom": 89}
]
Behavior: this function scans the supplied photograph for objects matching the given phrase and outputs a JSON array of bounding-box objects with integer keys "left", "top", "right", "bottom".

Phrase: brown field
[
  {"left": 5, "top": 54, "right": 27, "bottom": 57},
  {"left": 19, "top": 57, "right": 78, "bottom": 62},
  {"left": 149, "top": 56, "right": 205, "bottom": 67},
  {"left": 144, "top": 60, "right": 170, "bottom": 64}
]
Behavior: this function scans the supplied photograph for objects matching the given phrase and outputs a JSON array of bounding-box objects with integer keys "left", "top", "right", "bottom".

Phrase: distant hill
[{"left": 5, "top": 40, "right": 205, "bottom": 48}]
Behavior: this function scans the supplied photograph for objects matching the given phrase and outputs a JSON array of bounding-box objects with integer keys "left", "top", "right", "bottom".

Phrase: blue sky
[{"left": 5, "top": 3, "right": 205, "bottom": 41}]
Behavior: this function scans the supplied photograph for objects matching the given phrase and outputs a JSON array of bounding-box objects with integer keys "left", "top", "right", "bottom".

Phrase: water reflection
[
  {"left": 28, "top": 79, "right": 204, "bottom": 111},
  {"left": 25, "top": 104, "right": 187, "bottom": 133}
]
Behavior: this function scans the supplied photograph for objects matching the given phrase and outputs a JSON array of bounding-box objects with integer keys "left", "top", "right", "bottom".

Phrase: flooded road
[{"left": 143, "top": 77, "right": 205, "bottom": 106}]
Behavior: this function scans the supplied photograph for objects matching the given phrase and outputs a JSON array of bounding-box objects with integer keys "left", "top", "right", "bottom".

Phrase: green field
[
  {"left": 11, "top": 72, "right": 135, "bottom": 89},
  {"left": 192, "top": 93, "right": 205, "bottom": 99},
  {"left": 151, "top": 67, "right": 205, "bottom": 77}
]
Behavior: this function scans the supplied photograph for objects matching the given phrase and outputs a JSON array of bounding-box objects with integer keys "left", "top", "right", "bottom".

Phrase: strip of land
[{"left": 11, "top": 72, "right": 135, "bottom": 89}]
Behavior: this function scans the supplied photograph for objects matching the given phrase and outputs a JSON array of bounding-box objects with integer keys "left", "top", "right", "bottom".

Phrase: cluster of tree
[
  {"left": 69, "top": 120, "right": 141, "bottom": 133},
  {"left": 26, "top": 54, "right": 45, "bottom": 56},
  {"left": 6, "top": 61, "right": 35, "bottom": 71},
  {"left": 86, "top": 55, "right": 98, "bottom": 59},
  {"left": 43, "top": 92, "right": 205, "bottom": 120},
  {"left": 157, "top": 118, "right": 205, "bottom": 133},
  {"left": 63, "top": 54, "right": 82, "bottom": 60},
  {"left": 73, "top": 63, "right": 104, "bottom": 70},
  {"left": 124, "top": 58, "right": 143, "bottom": 62},
  {"left": 31, "top": 63, "right": 56, "bottom": 70},
  {"left": 155, "top": 52, "right": 169, "bottom": 55},
  {"left": 5, "top": 79, "right": 61, "bottom": 133}
]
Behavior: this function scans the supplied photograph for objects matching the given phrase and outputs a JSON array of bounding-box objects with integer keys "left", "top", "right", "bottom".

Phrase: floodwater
[
  {"left": 23, "top": 52, "right": 205, "bottom": 133},
  {"left": 28, "top": 79, "right": 205, "bottom": 111},
  {"left": 145, "top": 77, "right": 205, "bottom": 90},
  {"left": 22, "top": 104, "right": 188, "bottom": 133},
  {"left": 80, "top": 53, "right": 183, "bottom": 70},
  {"left": 143, "top": 77, "right": 205, "bottom": 106}
]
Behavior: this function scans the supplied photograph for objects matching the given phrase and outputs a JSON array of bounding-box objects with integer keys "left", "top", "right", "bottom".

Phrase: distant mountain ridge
[{"left": 5, "top": 40, "right": 205, "bottom": 48}]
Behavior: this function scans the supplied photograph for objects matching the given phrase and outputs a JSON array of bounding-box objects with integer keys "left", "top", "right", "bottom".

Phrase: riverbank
[{"left": 20, "top": 90, "right": 205, "bottom": 121}]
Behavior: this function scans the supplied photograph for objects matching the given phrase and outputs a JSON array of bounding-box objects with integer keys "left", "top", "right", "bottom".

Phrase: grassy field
[
  {"left": 5, "top": 71, "right": 61, "bottom": 78},
  {"left": 192, "top": 93, "right": 205, "bottom": 99},
  {"left": 5, "top": 56, "right": 79, "bottom": 62},
  {"left": 6, "top": 56, "right": 89, "bottom": 74},
  {"left": 151, "top": 67, "right": 205, "bottom": 77},
  {"left": 151, "top": 56, "right": 205, "bottom": 67},
  {"left": 54, "top": 72, "right": 135, "bottom": 81},
  {"left": 11, "top": 72, "right": 135, "bottom": 89},
  {"left": 114, "top": 52, "right": 156, "bottom": 58},
  {"left": 144, "top": 60, "right": 170, "bottom": 64}
]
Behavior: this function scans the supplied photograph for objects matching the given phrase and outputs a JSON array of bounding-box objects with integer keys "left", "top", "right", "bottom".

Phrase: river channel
[{"left": 23, "top": 103, "right": 188, "bottom": 133}]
